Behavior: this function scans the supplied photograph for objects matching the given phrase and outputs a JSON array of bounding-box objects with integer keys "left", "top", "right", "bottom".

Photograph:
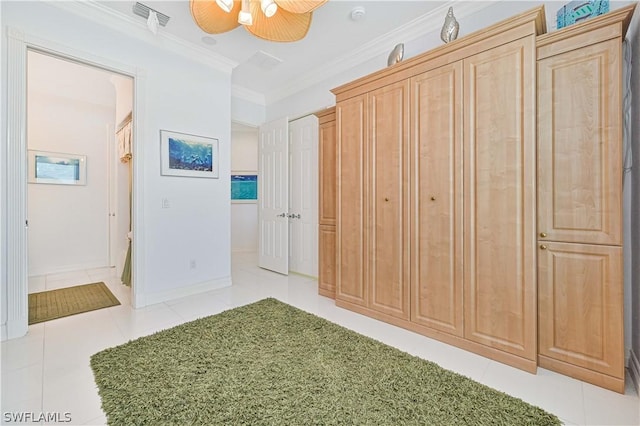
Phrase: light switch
[{"left": 162, "top": 198, "right": 170, "bottom": 209}]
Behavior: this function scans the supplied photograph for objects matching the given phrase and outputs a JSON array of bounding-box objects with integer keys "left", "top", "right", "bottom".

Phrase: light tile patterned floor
[{"left": 2, "top": 252, "right": 638, "bottom": 425}]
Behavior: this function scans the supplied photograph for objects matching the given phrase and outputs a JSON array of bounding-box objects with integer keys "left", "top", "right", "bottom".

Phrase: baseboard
[
  {"left": 1, "top": 323, "right": 7, "bottom": 341},
  {"left": 29, "top": 260, "right": 110, "bottom": 277},
  {"left": 629, "top": 350, "right": 640, "bottom": 394},
  {"left": 141, "top": 276, "right": 232, "bottom": 306}
]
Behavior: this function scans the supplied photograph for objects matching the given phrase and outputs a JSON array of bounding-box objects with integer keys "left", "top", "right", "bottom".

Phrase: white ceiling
[{"left": 95, "top": 0, "right": 461, "bottom": 103}]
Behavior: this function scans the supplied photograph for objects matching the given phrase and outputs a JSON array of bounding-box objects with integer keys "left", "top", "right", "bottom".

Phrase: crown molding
[
  {"left": 46, "top": 0, "right": 238, "bottom": 74},
  {"left": 232, "top": 84, "right": 266, "bottom": 106},
  {"left": 265, "top": 0, "right": 498, "bottom": 105}
]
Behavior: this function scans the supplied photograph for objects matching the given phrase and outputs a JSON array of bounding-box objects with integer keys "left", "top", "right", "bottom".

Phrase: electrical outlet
[
  {"left": 162, "top": 198, "right": 170, "bottom": 209},
  {"left": 189, "top": 260, "right": 196, "bottom": 269}
]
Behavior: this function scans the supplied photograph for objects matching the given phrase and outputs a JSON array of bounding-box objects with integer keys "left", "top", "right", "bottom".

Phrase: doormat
[{"left": 29, "top": 282, "right": 120, "bottom": 325}]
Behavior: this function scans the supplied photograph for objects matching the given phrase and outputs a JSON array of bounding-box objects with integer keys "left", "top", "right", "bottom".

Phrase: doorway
[
  {"left": 4, "top": 30, "right": 144, "bottom": 340},
  {"left": 258, "top": 115, "right": 319, "bottom": 277},
  {"left": 25, "top": 50, "right": 134, "bottom": 305}
]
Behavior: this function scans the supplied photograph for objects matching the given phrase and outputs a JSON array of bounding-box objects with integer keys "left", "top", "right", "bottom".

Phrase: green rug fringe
[{"left": 91, "top": 298, "right": 560, "bottom": 425}]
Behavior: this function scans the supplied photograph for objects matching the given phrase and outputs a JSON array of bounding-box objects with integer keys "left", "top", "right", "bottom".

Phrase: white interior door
[
  {"left": 258, "top": 117, "right": 289, "bottom": 274},
  {"left": 289, "top": 115, "right": 319, "bottom": 276}
]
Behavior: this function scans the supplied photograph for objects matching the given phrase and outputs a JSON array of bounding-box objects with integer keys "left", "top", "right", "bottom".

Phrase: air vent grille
[{"left": 133, "top": 2, "right": 170, "bottom": 27}]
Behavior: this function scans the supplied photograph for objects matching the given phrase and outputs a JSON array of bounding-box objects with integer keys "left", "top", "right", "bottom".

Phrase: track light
[
  {"left": 261, "top": 0, "right": 278, "bottom": 18},
  {"left": 147, "top": 10, "right": 159, "bottom": 34},
  {"left": 215, "top": 0, "right": 233, "bottom": 13}
]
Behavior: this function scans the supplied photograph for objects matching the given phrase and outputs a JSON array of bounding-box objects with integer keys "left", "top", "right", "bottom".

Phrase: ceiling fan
[{"left": 190, "top": 0, "right": 328, "bottom": 42}]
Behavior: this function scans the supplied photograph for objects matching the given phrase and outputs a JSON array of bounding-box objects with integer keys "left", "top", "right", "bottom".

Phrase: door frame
[{"left": 3, "top": 27, "right": 147, "bottom": 340}]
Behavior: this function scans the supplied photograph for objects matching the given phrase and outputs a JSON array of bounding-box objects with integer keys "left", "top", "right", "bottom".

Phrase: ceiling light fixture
[
  {"left": 215, "top": 0, "right": 233, "bottom": 13},
  {"left": 190, "top": 0, "right": 328, "bottom": 42},
  {"left": 261, "top": 0, "right": 278, "bottom": 18},
  {"left": 238, "top": 0, "right": 253, "bottom": 25}
]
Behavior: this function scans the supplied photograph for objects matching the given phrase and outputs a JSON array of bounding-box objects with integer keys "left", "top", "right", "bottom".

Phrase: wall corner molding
[
  {"left": 629, "top": 350, "right": 640, "bottom": 394},
  {"left": 232, "top": 85, "right": 266, "bottom": 106},
  {"left": 265, "top": 0, "right": 499, "bottom": 105},
  {"left": 47, "top": 0, "right": 238, "bottom": 74}
]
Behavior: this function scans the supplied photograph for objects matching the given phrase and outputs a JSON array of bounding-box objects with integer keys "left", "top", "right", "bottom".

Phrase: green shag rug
[
  {"left": 29, "top": 282, "right": 120, "bottom": 325},
  {"left": 90, "top": 298, "right": 560, "bottom": 425}
]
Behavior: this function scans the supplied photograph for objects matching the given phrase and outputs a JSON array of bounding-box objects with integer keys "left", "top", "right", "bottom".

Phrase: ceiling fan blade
[
  {"left": 245, "top": 0, "right": 312, "bottom": 42},
  {"left": 275, "top": 0, "right": 328, "bottom": 14},
  {"left": 190, "top": 0, "right": 242, "bottom": 34}
]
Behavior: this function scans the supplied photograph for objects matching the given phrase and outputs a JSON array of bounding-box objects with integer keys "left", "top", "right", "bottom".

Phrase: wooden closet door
[
  {"left": 463, "top": 36, "right": 537, "bottom": 360},
  {"left": 318, "top": 224, "right": 336, "bottom": 298},
  {"left": 336, "top": 95, "right": 368, "bottom": 306},
  {"left": 319, "top": 114, "right": 337, "bottom": 226},
  {"left": 538, "top": 242, "right": 623, "bottom": 382},
  {"left": 538, "top": 39, "right": 621, "bottom": 246},
  {"left": 410, "top": 63, "right": 463, "bottom": 335},
  {"left": 369, "top": 80, "right": 410, "bottom": 319}
]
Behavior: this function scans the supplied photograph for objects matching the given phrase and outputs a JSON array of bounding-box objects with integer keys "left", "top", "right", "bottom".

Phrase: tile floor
[{"left": 2, "top": 252, "right": 639, "bottom": 425}]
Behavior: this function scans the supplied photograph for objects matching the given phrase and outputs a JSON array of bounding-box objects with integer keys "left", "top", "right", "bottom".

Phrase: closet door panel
[
  {"left": 463, "top": 36, "right": 537, "bottom": 360},
  {"left": 369, "top": 80, "right": 410, "bottom": 319},
  {"left": 410, "top": 63, "right": 463, "bottom": 336},
  {"left": 319, "top": 116, "right": 337, "bottom": 226},
  {"left": 336, "top": 96, "right": 368, "bottom": 306},
  {"left": 538, "top": 242, "right": 623, "bottom": 378},
  {"left": 538, "top": 39, "right": 621, "bottom": 246}
]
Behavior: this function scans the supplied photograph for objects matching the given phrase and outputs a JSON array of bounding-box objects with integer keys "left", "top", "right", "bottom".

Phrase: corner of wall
[{"left": 629, "top": 350, "right": 640, "bottom": 394}]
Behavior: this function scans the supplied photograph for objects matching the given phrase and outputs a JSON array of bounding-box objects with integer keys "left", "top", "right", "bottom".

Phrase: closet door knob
[
  {"left": 384, "top": 197, "right": 389, "bottom": 202},
  {"left": 430, "top": 196, "right": 436, "bottom": 201},
  {"left": 540, "top": 232, "right": 547, "bottom": 238},
  {"left": 540, "top": 245, "right": 547, "bottom": 250}
]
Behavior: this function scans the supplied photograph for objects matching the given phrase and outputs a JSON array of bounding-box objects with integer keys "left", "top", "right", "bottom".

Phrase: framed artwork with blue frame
[{"left": 231, "top": 172, "right": 258, "bottom": 203}]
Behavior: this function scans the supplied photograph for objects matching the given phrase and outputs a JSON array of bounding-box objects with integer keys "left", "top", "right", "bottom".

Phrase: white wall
[
  {"left": 27, "top": 53, "right": 115, "bottom": 276},
  {"left": 627, "top": 0, "right": 640, "bottom": 387},
  {"left": 231, "top": 125, "right": 258, "bottom": 252},
  {"left": 1, "top": 0, "right": 233, "bottom": 321}
]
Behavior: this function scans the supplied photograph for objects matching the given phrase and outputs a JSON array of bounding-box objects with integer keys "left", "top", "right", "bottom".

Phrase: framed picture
[
  {"left": 28, "top": 150, "right": 87, "bottom": 185},
  {"left": 231, "top": 173, "right": 258, "bottom": 203},
  {"left": 160, "top": 130, "right": 219, "bottom": 178}
]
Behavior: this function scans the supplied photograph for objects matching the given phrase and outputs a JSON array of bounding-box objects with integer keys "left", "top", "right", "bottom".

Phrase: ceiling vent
[
  {"left": 132, "top": 2, "right": 170, "bottom": 27},
  {"left": 247, "top": 51, "right": 284, "bottom": 71}
]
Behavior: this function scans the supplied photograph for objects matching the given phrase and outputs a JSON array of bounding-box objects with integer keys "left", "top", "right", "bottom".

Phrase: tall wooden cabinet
[
  {"left": 536, "top": 7, "right": 633, "bottom": 392},
  {"left": 316, "top": 107, "right": 336, "bottom": 298},
  {"left": 323, "top": 4, "right": 634, "bottom": 392},
  {"left": 333, "top": 7, "right": 545, "bottom": 372}
]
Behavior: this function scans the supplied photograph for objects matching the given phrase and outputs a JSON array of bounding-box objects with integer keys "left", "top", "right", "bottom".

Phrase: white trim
[
  {"left": 6, "top": 27, "right": 29, "bottom": 340},
  {"left": 143, "top": 277, "right": 232, "bottom": 306},
  {"left": 1, "top": 324, "right": 7, "bottom": 341},
  {"left": 48, "top": 0, "right": 237, "bottom": 74},
  {"left": 232, "top": 85, "right": 266, "bottom": 106},
  {"left": 4, "top": 25, "right": 147, "bottom": 339},
  {"left": 131, "top": 68, "right": 146, "bottom": 309},
  {"left": 265, "top": 0, "right": 498, "bottom": 104},
  {"left": 629, "top": 350, "right": 640, "bottom": 394}
]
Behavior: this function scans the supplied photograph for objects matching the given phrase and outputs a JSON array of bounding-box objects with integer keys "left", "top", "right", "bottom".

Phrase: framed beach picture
[
  {"left": 160, "top": 130, "right": 219, "bottom": 178},
  {"left": 231, "top": 173, "right": 258, "bottom": 203},
  {"left": 28, "top": 150, "right": 87, "bottom": 185}
]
